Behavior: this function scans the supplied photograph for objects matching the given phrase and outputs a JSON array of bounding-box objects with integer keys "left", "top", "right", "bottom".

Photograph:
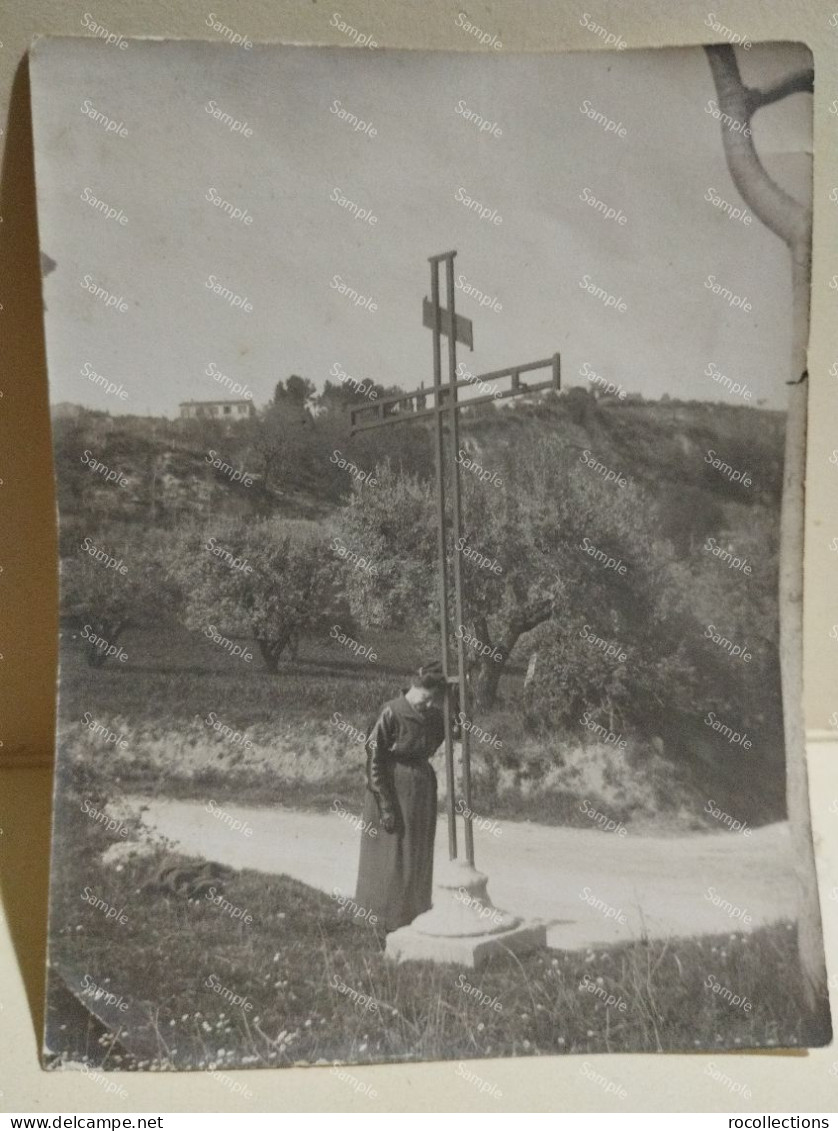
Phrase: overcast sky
[{"left": 30, "top": 37, "right": 812, "bottom": 415}]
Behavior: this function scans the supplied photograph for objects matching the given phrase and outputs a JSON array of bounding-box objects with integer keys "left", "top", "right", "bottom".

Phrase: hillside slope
[{"left": 53, "top": 389, "right": 784, "bottom": 547}]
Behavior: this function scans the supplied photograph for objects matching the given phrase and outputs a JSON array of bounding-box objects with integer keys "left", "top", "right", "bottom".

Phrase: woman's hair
[{"left": 412, "top": 660, "right": 447, "bottom": 691}]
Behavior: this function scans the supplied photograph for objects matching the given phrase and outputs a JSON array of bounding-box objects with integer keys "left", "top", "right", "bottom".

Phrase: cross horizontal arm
[
  {"left": 350, "top": 354, "right": 560, "bottom": 434},
  {"left": 350, "top": 377, "right": 557, "bottom": 433}
]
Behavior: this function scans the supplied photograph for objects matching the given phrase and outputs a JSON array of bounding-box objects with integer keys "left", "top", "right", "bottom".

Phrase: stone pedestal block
[{"left": 385, "top": 857, "right": 547, "bottom": 968}]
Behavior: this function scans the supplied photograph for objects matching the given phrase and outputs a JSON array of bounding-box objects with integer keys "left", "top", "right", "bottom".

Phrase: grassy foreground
[{"left": 46, "top": 782, "right": 809, "bottom": 1071}]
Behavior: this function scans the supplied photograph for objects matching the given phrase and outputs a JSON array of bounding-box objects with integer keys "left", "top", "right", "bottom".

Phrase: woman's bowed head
[
  {"left": 409, "top": 660, "right": 448, "bottom": 708},
  {"left": 353, "top": 660, "right": 450, "bottom": 934}
]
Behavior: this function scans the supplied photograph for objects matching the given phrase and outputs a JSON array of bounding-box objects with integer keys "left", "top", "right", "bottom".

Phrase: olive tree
[
  {"left": 335, "top": 430, "right": 677, "bottom": 708},
  {"left": 170, "top": 518, "right": 337, "bottom": 672},
  {"left": 62, "top": 535, "right": 173, "bottom": 667}
]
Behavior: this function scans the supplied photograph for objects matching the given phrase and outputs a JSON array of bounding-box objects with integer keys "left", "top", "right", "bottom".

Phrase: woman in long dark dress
[{"left": 354, "top": 662, "right": 448, "bottom": 934}]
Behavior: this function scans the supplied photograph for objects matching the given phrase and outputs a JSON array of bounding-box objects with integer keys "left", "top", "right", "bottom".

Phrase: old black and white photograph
[{"left": 28, "top": 31, "right": 831, "bottom": 1080}]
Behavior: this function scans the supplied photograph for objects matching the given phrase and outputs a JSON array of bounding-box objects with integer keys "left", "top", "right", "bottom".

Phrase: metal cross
[{"left": 350, "top": 250, "right": 560, "bottom": 865}]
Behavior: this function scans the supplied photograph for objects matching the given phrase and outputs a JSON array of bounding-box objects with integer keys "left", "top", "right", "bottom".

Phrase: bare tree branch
[{"left": 746, "top": 68, "right": 814, "bottom": 113}]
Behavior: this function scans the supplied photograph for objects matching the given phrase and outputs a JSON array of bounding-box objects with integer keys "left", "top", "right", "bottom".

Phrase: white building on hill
[{"left": 178, "top": 399, "right": 255, "bottom": 420}]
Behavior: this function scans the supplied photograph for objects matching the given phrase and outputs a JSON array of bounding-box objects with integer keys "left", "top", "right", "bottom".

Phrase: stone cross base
[{"left": 385, "top": 857, "right": 547, "bottom": 968}]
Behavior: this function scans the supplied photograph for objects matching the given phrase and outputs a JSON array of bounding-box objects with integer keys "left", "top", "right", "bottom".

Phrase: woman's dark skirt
[{"left": 354, "top": 760, "right": 437, "bottom": 933}]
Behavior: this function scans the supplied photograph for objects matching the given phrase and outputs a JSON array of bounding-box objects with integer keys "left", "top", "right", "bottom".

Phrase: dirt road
[{"left": 118, "top": 796, "right": 794, "bottom": 949}]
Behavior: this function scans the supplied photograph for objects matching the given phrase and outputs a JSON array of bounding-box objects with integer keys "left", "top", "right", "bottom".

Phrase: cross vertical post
[
  {"left": 429, "top": 253, "right": 458, "bottom": 862},
  {"left": 437, "top": 252, "right": 475, "bottom": 866}
]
